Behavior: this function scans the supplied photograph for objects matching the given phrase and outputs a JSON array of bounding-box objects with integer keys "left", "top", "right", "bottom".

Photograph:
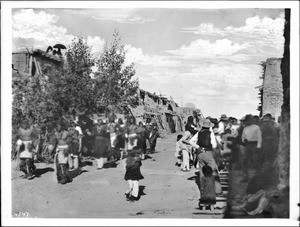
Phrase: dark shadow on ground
[
  {"left": 34, "top": 167, "right": 54, "bottom": 178},
  {"left": 192, "top": 211, "right": 223, "bottom": 215},
  {"left": 80, "top": 160, "right": 93, "bottom": 167},
  {"left": 144, "top": 154, "right": 153, "bottom": 160},
  {"left": 187, "top": 172, "right": 201, "bottom": 191},
  {"left": 68, "top": 168, "right": 88, "bottom": 179},
  {"left": 103, "top": 162, "right": 118, "bottom": 169},
  {"left": 138, "top": 185, "right": 146, "bottom": 197},
  {"left": 147, "top": 149, "right": 159, "bottom": 154}
]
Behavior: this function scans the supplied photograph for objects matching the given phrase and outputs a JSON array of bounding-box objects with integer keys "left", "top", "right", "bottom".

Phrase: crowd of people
[
  {"left": 14, "top": 115, "right": 160, "bottom": 201},
  {"left": 175, "top": 113, "right": 280, "bottom": 212},
  {"left": 14, "top": 111, "right": 280, "bottom": 208}
]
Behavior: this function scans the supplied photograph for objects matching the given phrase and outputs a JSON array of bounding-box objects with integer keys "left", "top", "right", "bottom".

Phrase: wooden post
[
  {"left": 34, "top": 57, "right": 41, "bottom": 75},
  {"left": 29, "top": 55, "right": 33, "bottom": 75}
]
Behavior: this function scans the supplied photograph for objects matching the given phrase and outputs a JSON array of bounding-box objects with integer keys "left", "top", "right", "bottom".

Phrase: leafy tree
[
  {"left": 12, "top": 32, "right": 139, "bottom": 159},
  {"left": 12, "top": 72, "right": 60, "bottom": 129},
  {"left": 93, "top": 31, "right": 139, "bottom": 113},
  {"left": 51, "top": 36, "right": 97, "bottom": 116}
]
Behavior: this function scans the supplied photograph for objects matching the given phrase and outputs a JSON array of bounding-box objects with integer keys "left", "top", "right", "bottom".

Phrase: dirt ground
[{"left": 11, "top": 133, "right": 228, "bottom": 219}]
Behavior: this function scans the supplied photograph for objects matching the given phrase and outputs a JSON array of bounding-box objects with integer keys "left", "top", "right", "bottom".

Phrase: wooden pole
[{"left": 29, "top": 55, "right": 33, "bottom": 75}]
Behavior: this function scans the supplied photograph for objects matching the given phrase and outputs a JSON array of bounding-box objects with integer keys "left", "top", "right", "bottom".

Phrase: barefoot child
[
  {"left": 199, "top": 164, "right": 216, "bottom": 211},
  {"left": 124, "top": 148, "right": 144, "bottom": 202}
]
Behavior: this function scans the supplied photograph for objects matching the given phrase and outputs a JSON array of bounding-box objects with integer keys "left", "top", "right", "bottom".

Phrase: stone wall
[
  {"left": 262, "top": 58, "right": 283, "bottom": 120},
  {"left": 277, "top": 8, "right": 290, "bottom": 212}
]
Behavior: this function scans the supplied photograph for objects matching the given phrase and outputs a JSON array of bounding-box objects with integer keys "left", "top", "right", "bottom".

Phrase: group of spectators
[
  {"left": 14, "top": 111, "right": 281, "bottom": 209},
  {"left": 174, "top": 112, "right": 280, "bottom": 213}
]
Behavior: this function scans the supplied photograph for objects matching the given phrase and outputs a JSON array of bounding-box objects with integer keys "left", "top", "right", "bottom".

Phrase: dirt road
[{"left": 12, "top": 133, "right": 227, "bottom": 219}]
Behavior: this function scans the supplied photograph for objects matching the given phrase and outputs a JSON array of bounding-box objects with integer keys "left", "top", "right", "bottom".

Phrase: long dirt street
[{"left": 12, "top": 132, "right": 228, "bottom": 219}]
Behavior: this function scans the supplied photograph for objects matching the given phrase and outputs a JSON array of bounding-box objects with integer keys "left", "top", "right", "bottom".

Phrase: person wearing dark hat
[
  {"left": 197, "top": 119, "right": 222, "bottom": 195},
  {"left": 241, "top": 114, "right": 262, "bottom": 173},
  {"left": 260, "top": 114, "right": 280, "bottom": 166},
  {"left": 252, "top": 115, "right": 260, "bottom": 126},
  {"left": 218, "top": 114, "right": 229, "bottom": 134},
  {"left": 15, "top": 120, "right": 38, "bottom": 180},
  {"left": 124, "top": 147, "right": 144, "bottom": 202}
]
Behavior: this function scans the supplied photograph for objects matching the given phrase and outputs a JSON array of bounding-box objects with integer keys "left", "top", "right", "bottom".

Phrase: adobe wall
[
  {"left": 12, "top": 52, "right": 62, "bottom": 76},
  {"left": 262, "top": 58, "right": 283, "bottom": 120},
  {"left": 12, "top": 53, "right": 30, "bottom": 74}
]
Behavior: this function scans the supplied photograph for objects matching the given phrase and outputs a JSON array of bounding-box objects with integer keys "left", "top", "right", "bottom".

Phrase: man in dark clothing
[
  {"left": 260, "top": 114, "right": 280, "bottom": 166},
  {"left": 197, "top": 119, "right": 222, "bottom": 195},
  {"left": 185, "top": 116, "right": 198, "bottom": 136}
]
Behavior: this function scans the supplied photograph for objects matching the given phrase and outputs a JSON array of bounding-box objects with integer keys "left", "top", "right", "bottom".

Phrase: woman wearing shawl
[
  {"left": 92, "top": 119, "right": 108, "bottom": 170},
  {"left": 136, "top": 121, "right": 148, "bottom": 160}
]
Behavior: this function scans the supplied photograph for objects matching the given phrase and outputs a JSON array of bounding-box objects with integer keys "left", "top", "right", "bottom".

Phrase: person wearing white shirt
[
  {"left": 178, "top": 130, "right": 199, "bottom": 171},
  {"left": 242, "top": 115, "right": 262, "bottom": 172},
  {"left": 216, "top": 114, "right": 228, "bottom": 147}
]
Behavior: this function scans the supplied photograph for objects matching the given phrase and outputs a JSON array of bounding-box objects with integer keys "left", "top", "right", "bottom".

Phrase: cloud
[
  {"left": 166, "top": 38, "right": 249, "bottom": 59},
  {"left": 180, "top": 14, "right": 284, "bottom": 57},
  {"left": 12, "top": 9, "right": 106, "bottom": 57},
  {"left": 184, "top": 82, "right": 260, "bottom": 118},
  {"left": 92, "top": 15, "right": 155, "bottom": 24},
  {"left": 87, "top": 9, "right": 156, "bottom": 24},
  {"left": 87, "top": 36, "right": 106, "bottom": 58},
  {"left": 182, "top": 14, "right": 284, "bottom": 37},
  {"left": 124, "top": 45, "right": 181, "bottom": 67},
  {"left": 135, "top": 60, "right": 262, "bottom": 118},
  {"left": 225, "top": 14, "right": 284, "bottom": 36},
  {"left": 63, "top": 9, "right": 90, "bottom": 15},
  {"left": 189, "top": 63, "right": 261, "bottom": 87},
  {"left": 12, "top": 9, "right": 74, "bottom": 50},
  {"left": 181, "top": 23, "right": 226, "bottom": 36}
]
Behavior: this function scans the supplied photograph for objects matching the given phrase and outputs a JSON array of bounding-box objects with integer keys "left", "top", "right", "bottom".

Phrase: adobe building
[
  {"left": 260, "top": 58, "right": 283, "bottom": 121},
  {"left": 130, "top": 89, "right": 183, "bottom": 133},
  {"left": 129, "top": 89, "right": 204, "bottom": 134},
  {"left": 12, "top": 48, "right": 62, "bottom": 80}
]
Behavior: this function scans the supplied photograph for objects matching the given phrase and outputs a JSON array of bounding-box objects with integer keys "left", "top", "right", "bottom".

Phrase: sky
[{"left": 12, "top": 7, "right": 285, "bottom": 119}]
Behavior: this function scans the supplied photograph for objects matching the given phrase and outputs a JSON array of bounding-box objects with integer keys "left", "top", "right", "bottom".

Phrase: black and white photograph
[{"left": 1, "top": 1, "right": 299, "bottom": 226}]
